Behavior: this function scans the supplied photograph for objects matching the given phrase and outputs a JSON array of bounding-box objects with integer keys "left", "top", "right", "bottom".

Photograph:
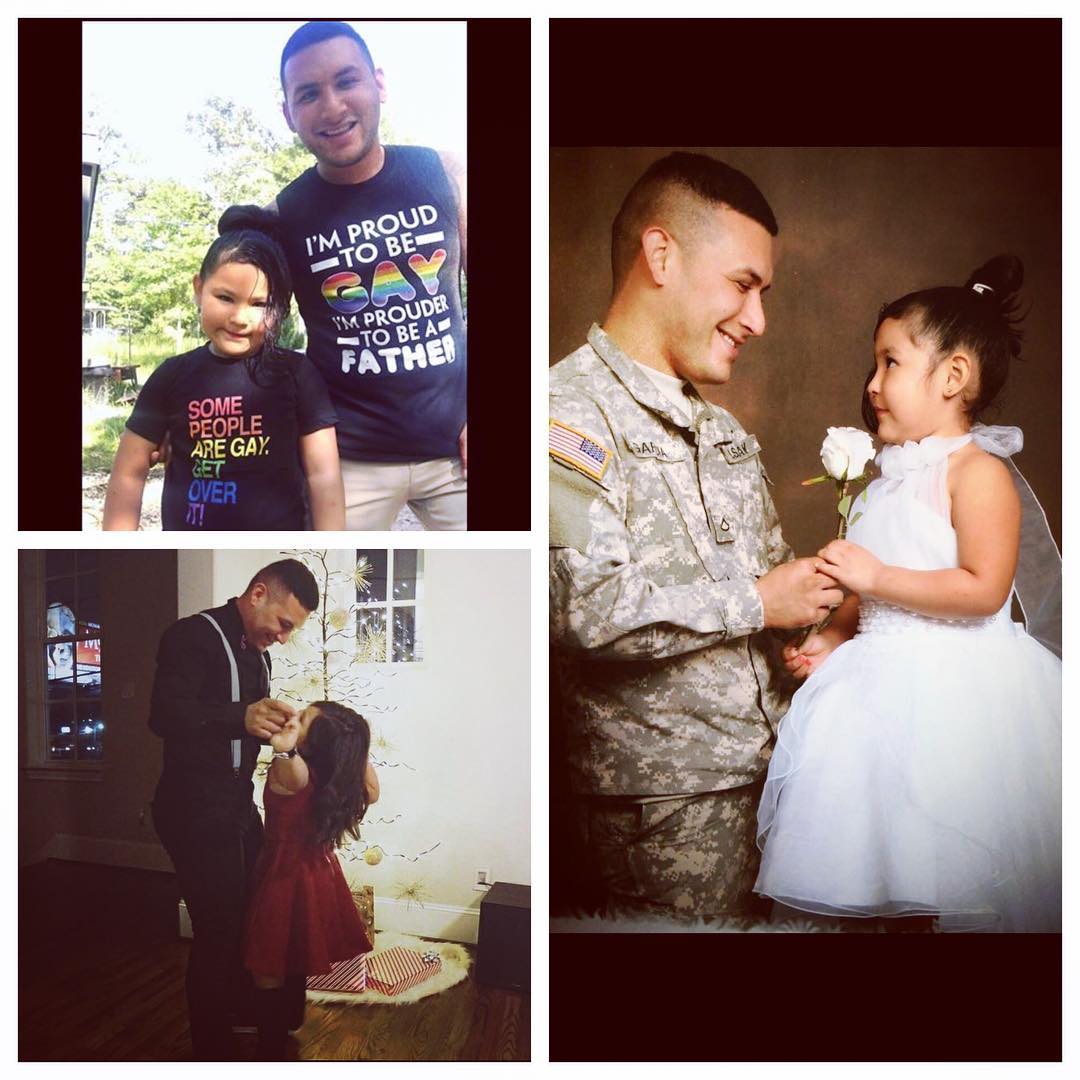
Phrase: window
[
  {"left": 355, "top": 549, "right": 424, "bottom": 663},
  {"left": 42, "top": 551, "right": 103, "bottom": 761}
]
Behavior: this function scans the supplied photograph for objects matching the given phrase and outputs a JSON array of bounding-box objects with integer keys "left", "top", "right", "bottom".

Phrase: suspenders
[{"left": 199, "top": 611, "right": 271, "bottom": 777}]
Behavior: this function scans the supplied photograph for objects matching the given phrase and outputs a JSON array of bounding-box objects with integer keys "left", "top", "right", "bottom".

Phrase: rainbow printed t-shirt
[
  {"left": 126, "top": 346, "right": 338, "bottom": 530},
  {"left": 275, "top": 145, "right": 466, "bottom": 463}
]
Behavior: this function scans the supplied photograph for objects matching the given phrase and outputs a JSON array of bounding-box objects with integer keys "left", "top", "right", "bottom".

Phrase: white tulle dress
[{"left": 754, "top": 428, "right": 1061, "bottom": 932}]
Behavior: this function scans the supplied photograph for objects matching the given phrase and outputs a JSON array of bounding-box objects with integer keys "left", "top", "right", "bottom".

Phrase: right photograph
[{"left": 548, "top": 145, "right": 1061, "bottom": 936}]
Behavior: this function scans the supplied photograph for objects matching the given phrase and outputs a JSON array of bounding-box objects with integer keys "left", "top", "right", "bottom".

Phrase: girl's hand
[
  {"left": 782, "top": 632, "right": 834, "bottom": 679},
  {"left": 817, "top": 539, "right": 883, "bottom": 597},
  {"left": 269, "top": 717, "right": 300, "bottom": 754}
]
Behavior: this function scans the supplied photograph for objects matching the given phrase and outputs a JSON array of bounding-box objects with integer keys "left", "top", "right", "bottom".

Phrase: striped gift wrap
[
  {"left": 366, "top": 945, "right": 442, "bottom": 996},
  {"left": 306, "top": 951, "right": 368, "bottom": 993}
]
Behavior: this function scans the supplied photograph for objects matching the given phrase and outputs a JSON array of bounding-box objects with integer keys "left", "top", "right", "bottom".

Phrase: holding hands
[
  {"left": 816, "top": 539, "right": 883, "bottom": 597},
  {"left": 782, "top": 632, "right": 836, "bottom": 680},
  {"left": 270, "top": 716, "right": 301, "bottom": 755},
  {"left": 244, "top": 697, "right": 297, "bottom": 741},
  {"left": 757, "top": 557, "right": 844, "bottom": 629}
]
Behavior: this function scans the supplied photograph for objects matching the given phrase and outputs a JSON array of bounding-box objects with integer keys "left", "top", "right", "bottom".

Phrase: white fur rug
[{"left": 306, "top": 932, "right": 472, "bottom": 1006}]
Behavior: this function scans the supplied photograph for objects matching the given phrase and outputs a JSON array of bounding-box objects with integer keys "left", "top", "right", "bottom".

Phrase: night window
[
  {"left": 355, "top": 549, "right": 424, "bottom": 664},
  {"left": 43, "top": 551, "right": 103, "bottom": 761}
]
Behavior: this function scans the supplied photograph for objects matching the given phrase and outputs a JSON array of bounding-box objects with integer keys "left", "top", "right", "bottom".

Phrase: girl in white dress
[{"left": 754, "top": 255, "right": 1061, "bottom": 932}]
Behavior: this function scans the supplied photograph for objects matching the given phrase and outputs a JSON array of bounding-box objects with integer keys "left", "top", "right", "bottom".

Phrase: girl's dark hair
[
  {"left": 863, "top": 254, "right": 1025, "bottom": 430},
  {"left": 301, "top": 700, "right": 373, "bottom": 850},
  {"left": 202, "top": 204, "right": 294, "bottom": 384}
]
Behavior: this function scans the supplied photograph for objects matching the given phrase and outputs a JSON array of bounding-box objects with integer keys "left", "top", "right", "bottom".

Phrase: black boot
[{"left": 253, "top": 987, "right": 290, "bottom": 1060}]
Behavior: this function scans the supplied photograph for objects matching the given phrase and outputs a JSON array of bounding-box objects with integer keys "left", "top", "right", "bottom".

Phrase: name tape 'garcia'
[{"left": 625, "top": 437, "right": 687, "bottom": 462}]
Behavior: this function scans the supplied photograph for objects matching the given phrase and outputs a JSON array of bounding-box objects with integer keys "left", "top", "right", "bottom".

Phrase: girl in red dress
[{"left": 244, "top": 700, "right": 379, "bottom": 1057}]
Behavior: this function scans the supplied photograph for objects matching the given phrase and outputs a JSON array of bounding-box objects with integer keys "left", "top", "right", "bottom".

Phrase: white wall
[{"left": 183, "top": 548, "right": 531, "bottom": 942}]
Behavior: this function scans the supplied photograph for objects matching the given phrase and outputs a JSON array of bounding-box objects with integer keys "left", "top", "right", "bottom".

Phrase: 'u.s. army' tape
[{"left": 549, "top": 419, "right": 613, "bottom": 483}]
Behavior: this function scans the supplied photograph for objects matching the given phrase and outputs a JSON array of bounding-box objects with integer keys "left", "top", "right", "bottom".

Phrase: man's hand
[
  {"left": 458, "top": 423, "right": 467, "bottom": 479},
  {"left": 782, "top": 632, "right": 835, "bottom": 680},
  {"left": 269, "top": 716, "right": 301, "bottom": 754},
  {"left": 149, "top": 431, "right": 172, "bottom": 469},
  {"left": 817, "top": 539, "right": 883, "bottom": 597},
  {"left": 756, "top": 557, "right": 844, "bottom": 630},
  {"left": 244, "top": 698, "right": 297, "bottom": 740}
]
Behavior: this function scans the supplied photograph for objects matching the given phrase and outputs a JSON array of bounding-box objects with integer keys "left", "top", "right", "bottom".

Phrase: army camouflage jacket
[{"left": 550, "top": 324, "right": 795, "bottom": 797}]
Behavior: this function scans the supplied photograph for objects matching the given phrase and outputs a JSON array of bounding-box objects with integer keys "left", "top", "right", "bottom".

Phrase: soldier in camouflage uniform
[{"left": 550, "top": 153, "right": 842, "bottom": 920}]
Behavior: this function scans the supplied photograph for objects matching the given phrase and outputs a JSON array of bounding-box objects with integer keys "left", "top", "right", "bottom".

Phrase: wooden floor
[{"left": 19, "top": 860, "right": 529, "bottom": 1061}]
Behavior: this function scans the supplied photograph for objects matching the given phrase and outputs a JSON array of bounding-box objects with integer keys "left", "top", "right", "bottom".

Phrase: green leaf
[
  {"left": 837, "top": 494, "right": 852, "bottom": 521},
  {"left": 801, "top": 474, "right": 831, "bottom": 486},
  {"left": 848, "top": 511, "right": 863, "bottom": 526}
]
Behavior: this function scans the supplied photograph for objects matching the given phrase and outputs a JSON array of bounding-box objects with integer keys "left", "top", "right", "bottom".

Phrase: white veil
[{"left": 971, "top": 424, "right": 1061, "bottom": 658}]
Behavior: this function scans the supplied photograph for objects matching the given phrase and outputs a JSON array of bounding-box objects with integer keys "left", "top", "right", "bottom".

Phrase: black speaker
[{"left": 476, "top": 881, "right": 530, "bottom": 992}]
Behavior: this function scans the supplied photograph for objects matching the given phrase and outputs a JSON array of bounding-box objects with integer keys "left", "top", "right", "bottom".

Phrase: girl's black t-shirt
[{"left": 126, "top": 345, "right": 338, "bottom": 530}]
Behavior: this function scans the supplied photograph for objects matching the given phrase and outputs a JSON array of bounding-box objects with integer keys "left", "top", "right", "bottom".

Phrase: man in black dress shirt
[{"left": 149, "top": 558, "right": 318, "bottom": 1060}]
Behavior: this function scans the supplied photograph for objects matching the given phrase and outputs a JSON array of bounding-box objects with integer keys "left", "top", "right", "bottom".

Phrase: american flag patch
[
  {"left": 306, "top": 952, "right": 368, "bottom": 993},
  {"left": 549, "top": 419, "right": 612, "bottom": 483},
  {"left": 366, "top": 945, "right": 441, "bottom": 996}
]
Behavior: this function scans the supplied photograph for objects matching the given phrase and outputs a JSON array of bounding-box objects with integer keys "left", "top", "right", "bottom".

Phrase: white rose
[{"left": 820, "top": 427, "right": 875, "bottom": 481}]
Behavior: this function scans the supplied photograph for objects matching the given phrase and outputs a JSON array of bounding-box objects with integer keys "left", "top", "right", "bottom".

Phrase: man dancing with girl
[{"left": 149, "top": 558, "right": 379, "bottom": 1059}]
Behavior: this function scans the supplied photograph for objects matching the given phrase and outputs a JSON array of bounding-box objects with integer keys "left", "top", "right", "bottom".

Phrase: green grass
[
  {"left": 82, "top": 331, "right": 200, "bottom": 475},
  {"left": 94, "top": 332, "right": 203, "bottom": 377},
  {"left": 83, "top": 411, "right": 129, "bottom": 474}
]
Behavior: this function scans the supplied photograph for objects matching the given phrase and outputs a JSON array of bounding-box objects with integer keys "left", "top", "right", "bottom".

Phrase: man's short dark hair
[
  {"left": 280, "top": 21, "right": 375, "bottom": 92},
  {"left": 247, "top": 558, "right": 319, "bottom": 613},
  {"left": 610, "top": 152, "right": 779, "bottom": 291}
]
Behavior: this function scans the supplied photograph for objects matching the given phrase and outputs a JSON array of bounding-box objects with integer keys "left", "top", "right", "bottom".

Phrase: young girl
[
  {"left": 754, "top": 255, "right": 1061, "bottom": 932},
  {"left": 103, "top": 206, "right": 345, "bottom": 530},
  {"left": 244, "top": 700, "right": 379, "bottom": 1057}
]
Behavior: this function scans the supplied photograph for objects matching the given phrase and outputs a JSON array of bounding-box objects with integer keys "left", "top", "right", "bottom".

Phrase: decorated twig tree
[{"left": 265, "top": 549, "right": 440, "bottom": 904}]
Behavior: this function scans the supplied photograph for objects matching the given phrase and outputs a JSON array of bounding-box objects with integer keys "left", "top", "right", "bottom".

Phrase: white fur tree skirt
[{"left": 306, "top": 932, "right": 472, "bottom": 1006}]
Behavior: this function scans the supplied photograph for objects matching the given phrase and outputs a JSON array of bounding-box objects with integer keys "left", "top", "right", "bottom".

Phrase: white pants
[{"left": 341, "top": 457, "right": 467, "bottom": 531}]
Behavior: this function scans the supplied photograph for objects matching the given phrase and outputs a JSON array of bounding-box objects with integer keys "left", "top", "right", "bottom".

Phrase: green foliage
[
  {"left": 278, "top": 305, "right": 308, "bottom": 351},
  {"left": 84, "top": 95, "right": 415, "bottom": 374},
  {"left": 85, "top": 94, "right": 309, "bottom": 343},
  {"left": 86, "top": 175, "right": 215, "bottom": 335}
]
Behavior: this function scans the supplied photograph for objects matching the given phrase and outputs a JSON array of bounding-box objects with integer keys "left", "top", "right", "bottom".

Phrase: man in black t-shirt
[
  {"left": 270, "top": 21, "right": 468, "bottom": 530},
  {"left": 150, "top": 558, "right": 317, "bottom": 1059}
]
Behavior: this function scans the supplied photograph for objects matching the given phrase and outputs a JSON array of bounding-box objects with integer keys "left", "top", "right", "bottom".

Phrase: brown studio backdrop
[{"left": 549, "top": 147, "right": 1061, "bottom": 559}]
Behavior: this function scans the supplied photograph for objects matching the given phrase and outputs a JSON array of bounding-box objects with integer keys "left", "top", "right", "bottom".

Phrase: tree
[{"left": 270, "top": 549, "right": 441, "bottom": 874}]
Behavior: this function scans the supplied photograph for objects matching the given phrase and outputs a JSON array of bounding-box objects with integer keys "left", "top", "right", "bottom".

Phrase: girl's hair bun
[
  {"left": 217, "top": 203, "right": 282, "bottom": 240},
  {"left": 963, "top": 254, "right": 1024, "bottom": 358}
]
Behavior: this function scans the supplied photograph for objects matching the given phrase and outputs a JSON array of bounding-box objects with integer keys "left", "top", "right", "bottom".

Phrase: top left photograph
[{"left": 80, "top": 20, "right": 469, "bottom": 532}]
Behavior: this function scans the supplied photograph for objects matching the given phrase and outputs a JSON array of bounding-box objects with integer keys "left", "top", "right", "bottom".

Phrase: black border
[
  {"left": 465, "top": 18, "right": 531, "bottom": 531},
  {"left": 551, "top": 932, "right": 1062, "bottom": 1061},
  {"left": 21, "top": 19, "right": 84, "bottom": 530},
  {"left": 549, "top": 19, "right": 1062, "bottom": 148}
]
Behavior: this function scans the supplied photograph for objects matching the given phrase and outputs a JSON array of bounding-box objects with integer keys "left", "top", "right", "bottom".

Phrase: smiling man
[
  {"left": 270, "top": 21, "right": 467, "bottom": 530},
  {"left": 148, "top": 558, "right": 318, "bottom": 1059},
  {"left": 549, "top": 152, "right": 843, "bottom": 921}
]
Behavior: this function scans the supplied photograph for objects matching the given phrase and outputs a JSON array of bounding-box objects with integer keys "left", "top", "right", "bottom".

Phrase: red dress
[{"left": 243, "top": 775, "right": 372, "bottom": 977}]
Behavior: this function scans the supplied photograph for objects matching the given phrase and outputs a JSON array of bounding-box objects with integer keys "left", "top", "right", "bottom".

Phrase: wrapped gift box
[
  {"left": 367, "top": 945, "right": 441, "bottom": 996},
  {"left": 351, "top": 885, "right": 375, "bottom": 937},
  {"left": 306, "top": 952, "right": 368, "bottom": 993}
]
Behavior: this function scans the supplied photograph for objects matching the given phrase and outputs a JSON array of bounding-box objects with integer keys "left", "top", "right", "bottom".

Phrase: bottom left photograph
[{"left": 18, "top": 547, "right": 531, "bottom": 1062}]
